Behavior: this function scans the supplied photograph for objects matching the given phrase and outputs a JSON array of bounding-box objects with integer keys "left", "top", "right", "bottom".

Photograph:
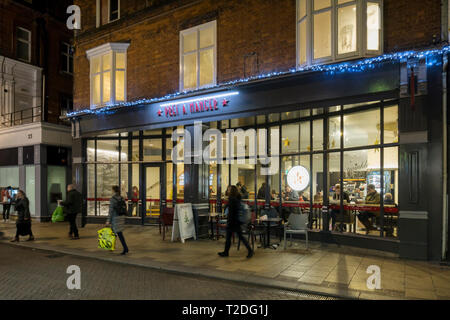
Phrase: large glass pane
[
  {"left": 298, "top": 20, "right": 307, "bottom": 65},
  {"left": 176, "top": 164, "right": 184, "bottom": 201},
  {"left": 97, "top": 164, "right": 119, "bottom": 215},
  {"left": 327, "top": 152, "right": 340, "bottom": 231},
  {"left": 102, "top": 71, "right": 111, "bottom": 103},
  {"left": 329, "top": 116, "right": 341, "bottom": 149},
  {"left": 344, "top": 149, "right": 381, "bottom": 236},
  {"left": 93, "top": 74, "right": 101, "bottom": 105},
  {"left": 143, "top": 139, "right": 162, "bottom": 161},
  {"left": 312, "top": 153, "right": 324, "bottom": 230},
  {"left": 145, "top": 166, "right": 160, "bottom": 218},
  {"left": 221, "top": 164, "right": 230, "bottom": 213},
  {"left": 209, "top": 163, "right": 218, "bottom": 213},
  {"left": 17, "top": 28, "right": 29, "bottom": 40},
  {"left": 200, "top": 49, "right": 214, "bottom": 86},
  {"left": 281, "top": 109, "right": 310, "bottom": 120},
  {"left": 131, "top": 164, "right": 140, "bottom": 216},
  {"left": 48, "top": 166, "right": 66, "bottom": 217},
  {"left": 0, "top": 167, "right": 19, "bottom": 191},
  {"left": 87, "top": 164, "right": 95, "bottom": 215},
  {"left": 344, "top": 109, "right": 380, "bottom": 148},
  {"left": 200, "top": 27, "right": 214, "bottom": 48},
  {"left": 231, "top": 161, "right": 255, "bottom": 201},
  {"left": 313, "top": 119, "right": 323, "bottom": 150},
  {"left": 384, "top": 106, "right": 399, "bottom": 144},
  {"left": 282, "top": 123, "right": 299, "bottom": 154},
  {"left": 338, "top": 4, "right": 357, "bottom": 54},
  {"left": 183, "top": 53, "right": 197, "bottom": 90},
  {"left": 300, "top": 121, "right": 310, "bottom": 152},
  {"left": 298, "top": 0, "right": 307, "bottom": 19},
  {"left": 313, "top": 11, "right": 331, "bottom": 59},
  {"left": 97, "top": 140, "right": 119, "bottom": 162},
  {"left": 166, "top": 163, "right": 174, "bottom": 208},
  {"left": 383, "top": 147, "right": 399, "bottom": 238},
  {"left": 17, "top": 41, "right": 29, "bottom": 61},
  {"left": 116, "top": 52, "right": 125, "bottom": 69},
  {"left": 87, "top": 140, "right": 95, "bottom": 161},
  {"left": 115, "top": 70, "right": 125, "bottom": 101},
  {"left": 92, "top": 56, "right": 101, "bottom": 73},
  {"left": 102, "top": 53, "right": 112, "bottom": 71},
  {"left": 183, "top": 31, "right": 197, "bottom": 53},
  {"left": 25, "top": 166, "right": 35, "bottom": 216},
  {"left": 314, "top": 0, "right": 330, "bottom": 10},
  {"left": 367, "top": 2, "right": 381, "bottom": 51}
]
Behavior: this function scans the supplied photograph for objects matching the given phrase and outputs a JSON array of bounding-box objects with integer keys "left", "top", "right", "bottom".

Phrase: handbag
[
  {"left": 97, "top": 227, "right": 116, "bottom": 251},
  {"left": 51, "top": 206, "right": 65, "bottom": 223}
]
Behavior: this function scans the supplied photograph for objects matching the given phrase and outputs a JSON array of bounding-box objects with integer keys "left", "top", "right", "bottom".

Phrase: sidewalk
[{"left": 1, "top": 220, "right": 449, "bottom": 300}]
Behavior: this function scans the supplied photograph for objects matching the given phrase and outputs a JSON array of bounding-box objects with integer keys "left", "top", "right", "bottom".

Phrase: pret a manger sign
[
  {"left": 157, "top": 91, "right": 239, "bottom": 118},
  {"left": 287, "top": 166, "right": 310, "bottom": 192}
]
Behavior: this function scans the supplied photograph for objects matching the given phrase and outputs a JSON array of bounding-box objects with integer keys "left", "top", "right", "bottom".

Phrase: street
[{"left": 0, "top": 243, "right": 330, "bottom": 300}]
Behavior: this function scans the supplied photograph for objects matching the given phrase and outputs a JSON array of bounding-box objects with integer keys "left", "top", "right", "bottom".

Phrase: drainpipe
[{"left": 443, "top": 54, "right": 448, "bottom": 261}]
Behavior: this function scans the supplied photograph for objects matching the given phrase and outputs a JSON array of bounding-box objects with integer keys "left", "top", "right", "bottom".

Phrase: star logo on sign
[
  {"left": 222, "top": 99, "right": 229, "bottom": 107},
  {"left": 157, "top": 109, "right": 162, "bottom": 116}
]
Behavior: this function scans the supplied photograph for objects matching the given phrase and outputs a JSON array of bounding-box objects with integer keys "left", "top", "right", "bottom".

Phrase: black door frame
[{"left": 142, "top": 163, "right": 165, "bottom": 225}]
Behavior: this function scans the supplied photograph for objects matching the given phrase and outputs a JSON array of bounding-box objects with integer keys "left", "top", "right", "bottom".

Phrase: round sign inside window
[{"left": 287, "top": 166, "right": 310, "bottom": 192}]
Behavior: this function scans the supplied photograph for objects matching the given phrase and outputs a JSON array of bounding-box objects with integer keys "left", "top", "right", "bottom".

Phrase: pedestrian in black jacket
[
  {"left": 61, "top": 184, "right": 82, "bottom": 240},
  {"left": 218, "top": 186, "right": 254, "bottom": 259},
  {"left": 10, "top": 190, "right": 34, "bottom": 242}
]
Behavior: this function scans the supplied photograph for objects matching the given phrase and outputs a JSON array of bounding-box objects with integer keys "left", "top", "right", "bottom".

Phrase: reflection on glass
[
  {"left": 200, "top": 49, "right": 214, "bottom": 86},
  {"left": 282, "top": 124, "right": 299, "bottom": 154},
  {"left": 344, "top": 109, "right": 380, "bottom": 148},
  {"left": 281, "top": 109, "right": 310, "bottom": 120},
  {"left": 338, "top": 4, "right": 357, "bottom": 54},
  {"left": 329, "top": 116, "right": 341, "bottom": 149},
  {"left": 367, "top": 2, "right": 381, "bottom": 51},
  {"left": 313, "top": 119, "right": 323, "bottom": 150},
  {"left": 183, "top": 53, "right": 197, "bottom": 89},
  {"left": 230, "top": 162, "right": 255, "bottom": 200},
  {"left": 384, "top": 106, "right": 399, "bottom": 144},
  {"left": 143, "top": 139, "right": 162, "bottom": 161},
  {"left": 314, "top": 11, "right": 331, "bottom": 59}
]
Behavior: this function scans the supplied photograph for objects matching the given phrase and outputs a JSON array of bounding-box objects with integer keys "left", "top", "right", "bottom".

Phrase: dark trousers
[
  {"left": 116, "top": 231, "right": 129, "bottom": 253},
  {"left": 68, "top": 214, "right": 79, "bottom": 237},
  {"left": 3, "top": 204, "right": 10, "bottom": 220},
  {"left": 224, "top": 227, "right": 251, "bottom": 254},
  {"left": 358, "top": 211, "right": 375, "bottom": 230},
  {"left": 15, "top": 221, "right": 33, "bottom": 237}
]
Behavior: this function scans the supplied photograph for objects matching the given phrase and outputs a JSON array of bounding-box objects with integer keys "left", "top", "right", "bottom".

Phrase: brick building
[
  {"left": 0, "top": 0, "right": 73, "bottom": 221},
  {"left": 69, "top": 0, "right": 449, "bottom": 261}
]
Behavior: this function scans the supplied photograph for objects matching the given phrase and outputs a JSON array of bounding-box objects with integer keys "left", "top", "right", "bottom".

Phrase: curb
[{"left": 0, "top": 240, "right": 396, "bottom": 300}]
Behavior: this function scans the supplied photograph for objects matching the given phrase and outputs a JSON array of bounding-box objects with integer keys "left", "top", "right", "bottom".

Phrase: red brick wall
[
  {"left": 0, "top": 0, "right": 73, "bottom": 125},
  {"left": 73, "top": 0, "right": 443, "bottom": 111}
]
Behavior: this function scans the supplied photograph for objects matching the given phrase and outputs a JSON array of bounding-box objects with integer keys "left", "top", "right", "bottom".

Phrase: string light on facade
[{"left": 67, "top": 46, "right": 449, "bottom": 118}]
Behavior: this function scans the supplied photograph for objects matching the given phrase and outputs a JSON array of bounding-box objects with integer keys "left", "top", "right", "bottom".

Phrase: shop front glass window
[
  {"left": 313, "top": 119, "right": 324, "bottom": 150},
  {"left": 329, "top": 116, "right": 341, "bottom": 149},
  {"left": 143, "top": 139, "right": 162, "bottom": 162},
  {"left": 344, "top": 109, "right": 380, "bottom": 148},
  {"left": 384, "top": 105, "right": 399, "bottom": 144},
  {"left": 312, "top": 153, "right": 324, "bottom": 230}
]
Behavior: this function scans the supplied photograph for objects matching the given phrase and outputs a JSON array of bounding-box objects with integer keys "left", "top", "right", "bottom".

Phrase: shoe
[
  {"left": 10, "top": 237, "right": 19, "bottom": 242},
  {"left": 26, "top": 236, "right": 34, "bottom": 241},
  {"left": 218, "top": 252, "right": 229, "bottom": 257},
  {"left": 120, "top": 249, "right": 129, "bottom": 255},
  {"left": 247, "top": 250, "right": 254, "bottom": 259},
  {"left": 71, "top": 236, "right": 80, "bottom": 240}
]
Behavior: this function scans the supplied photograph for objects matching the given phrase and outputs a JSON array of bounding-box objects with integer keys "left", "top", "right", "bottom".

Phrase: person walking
[
  {"left": 218, "top": 185, "right": 254, "bottom": 259},
  {"left": 2, "top": 186, "right": 13, "bottom": 222},
  {"left": 106, "top": 186, "right": 129, "bottom": 255},
  {"left": 60, "top": 184, "right": 82, "bottom": 240},
  {"left": 10, "top": 190, "right": 34, "bottom": 242}
]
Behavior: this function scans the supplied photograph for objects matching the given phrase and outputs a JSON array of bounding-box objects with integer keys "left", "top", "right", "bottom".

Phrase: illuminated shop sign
[
  {"left": 157, "top": 91, "right": 239, "bottom": 118},
  {"left": 287, "top": 166, "right": 310, "bottom": 192}
]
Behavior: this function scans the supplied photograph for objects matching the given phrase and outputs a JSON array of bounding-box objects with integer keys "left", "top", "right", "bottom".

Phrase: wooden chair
[{"left": 161, "top": 207, "right": 174, "bottom": 240}]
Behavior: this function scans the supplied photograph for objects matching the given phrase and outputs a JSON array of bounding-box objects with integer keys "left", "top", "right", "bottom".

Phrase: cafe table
[{"left": 257, "top": 217, "right": 282, "bottom": 249}]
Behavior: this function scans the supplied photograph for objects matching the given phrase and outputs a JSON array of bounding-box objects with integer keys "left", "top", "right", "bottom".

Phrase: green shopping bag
[
  {"left": 97, "top": 227, "right": 116, "bottom": 251},
  {"left": 51, "top": 206, "right": 65, "bottom": 223}
]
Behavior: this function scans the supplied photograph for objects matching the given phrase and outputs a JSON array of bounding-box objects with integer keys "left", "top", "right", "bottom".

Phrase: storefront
[{"left": 69, "top": 53, "right": 448, "bottom": 261}]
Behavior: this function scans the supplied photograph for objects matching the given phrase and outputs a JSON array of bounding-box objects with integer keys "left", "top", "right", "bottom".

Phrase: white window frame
[
  {"left": 61, "top": 42, "right": 73, "bottom": 75},
  {"left": 86, "top": 43, "right": 129, "bottom": 109},
  {"left": 108, "top": 0, "right": 120, "bottom": 23},
  {"left": 179, "top": 20, "right": 217, "bottom": 91},
  {"left": 17, "top": 27, "right": 31, "bottom": 63},
  {"left": 296, "top": 0, "right": 383, "bottom": 68}
]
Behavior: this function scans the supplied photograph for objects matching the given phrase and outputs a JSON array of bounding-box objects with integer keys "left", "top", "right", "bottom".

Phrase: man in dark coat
[{"left": 61, "top": 184, "right": 82, "bottom": 240}]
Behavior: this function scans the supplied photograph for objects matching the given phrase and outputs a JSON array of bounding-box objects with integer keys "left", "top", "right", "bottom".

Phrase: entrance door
[{"left": 143, "top": 164, "right": 164, "bottom": 225}]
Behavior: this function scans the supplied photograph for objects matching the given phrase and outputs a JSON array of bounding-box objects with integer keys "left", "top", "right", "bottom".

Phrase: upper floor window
[
  {"left": 61, "top": 42, "right": 73, "bottom": 75},
  {"left": 297, "top": 0, "right": 382, "bottom": 67},
  {"left": 86, "top": 43, "right": 129, "bottom": 109},
  {"left": 180, "top": 21, "right": 217, "bottom": 91},
  {"left": 17, "top": 27, "right": 31, "bottom": 63},
  {"left": 109, "top": 0, "right": 119, "bottom": 22}
]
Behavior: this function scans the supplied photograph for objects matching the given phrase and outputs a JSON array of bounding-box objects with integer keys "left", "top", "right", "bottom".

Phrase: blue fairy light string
[{"left": 67, "top": 45, "right": 450, "bottom": 118}]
